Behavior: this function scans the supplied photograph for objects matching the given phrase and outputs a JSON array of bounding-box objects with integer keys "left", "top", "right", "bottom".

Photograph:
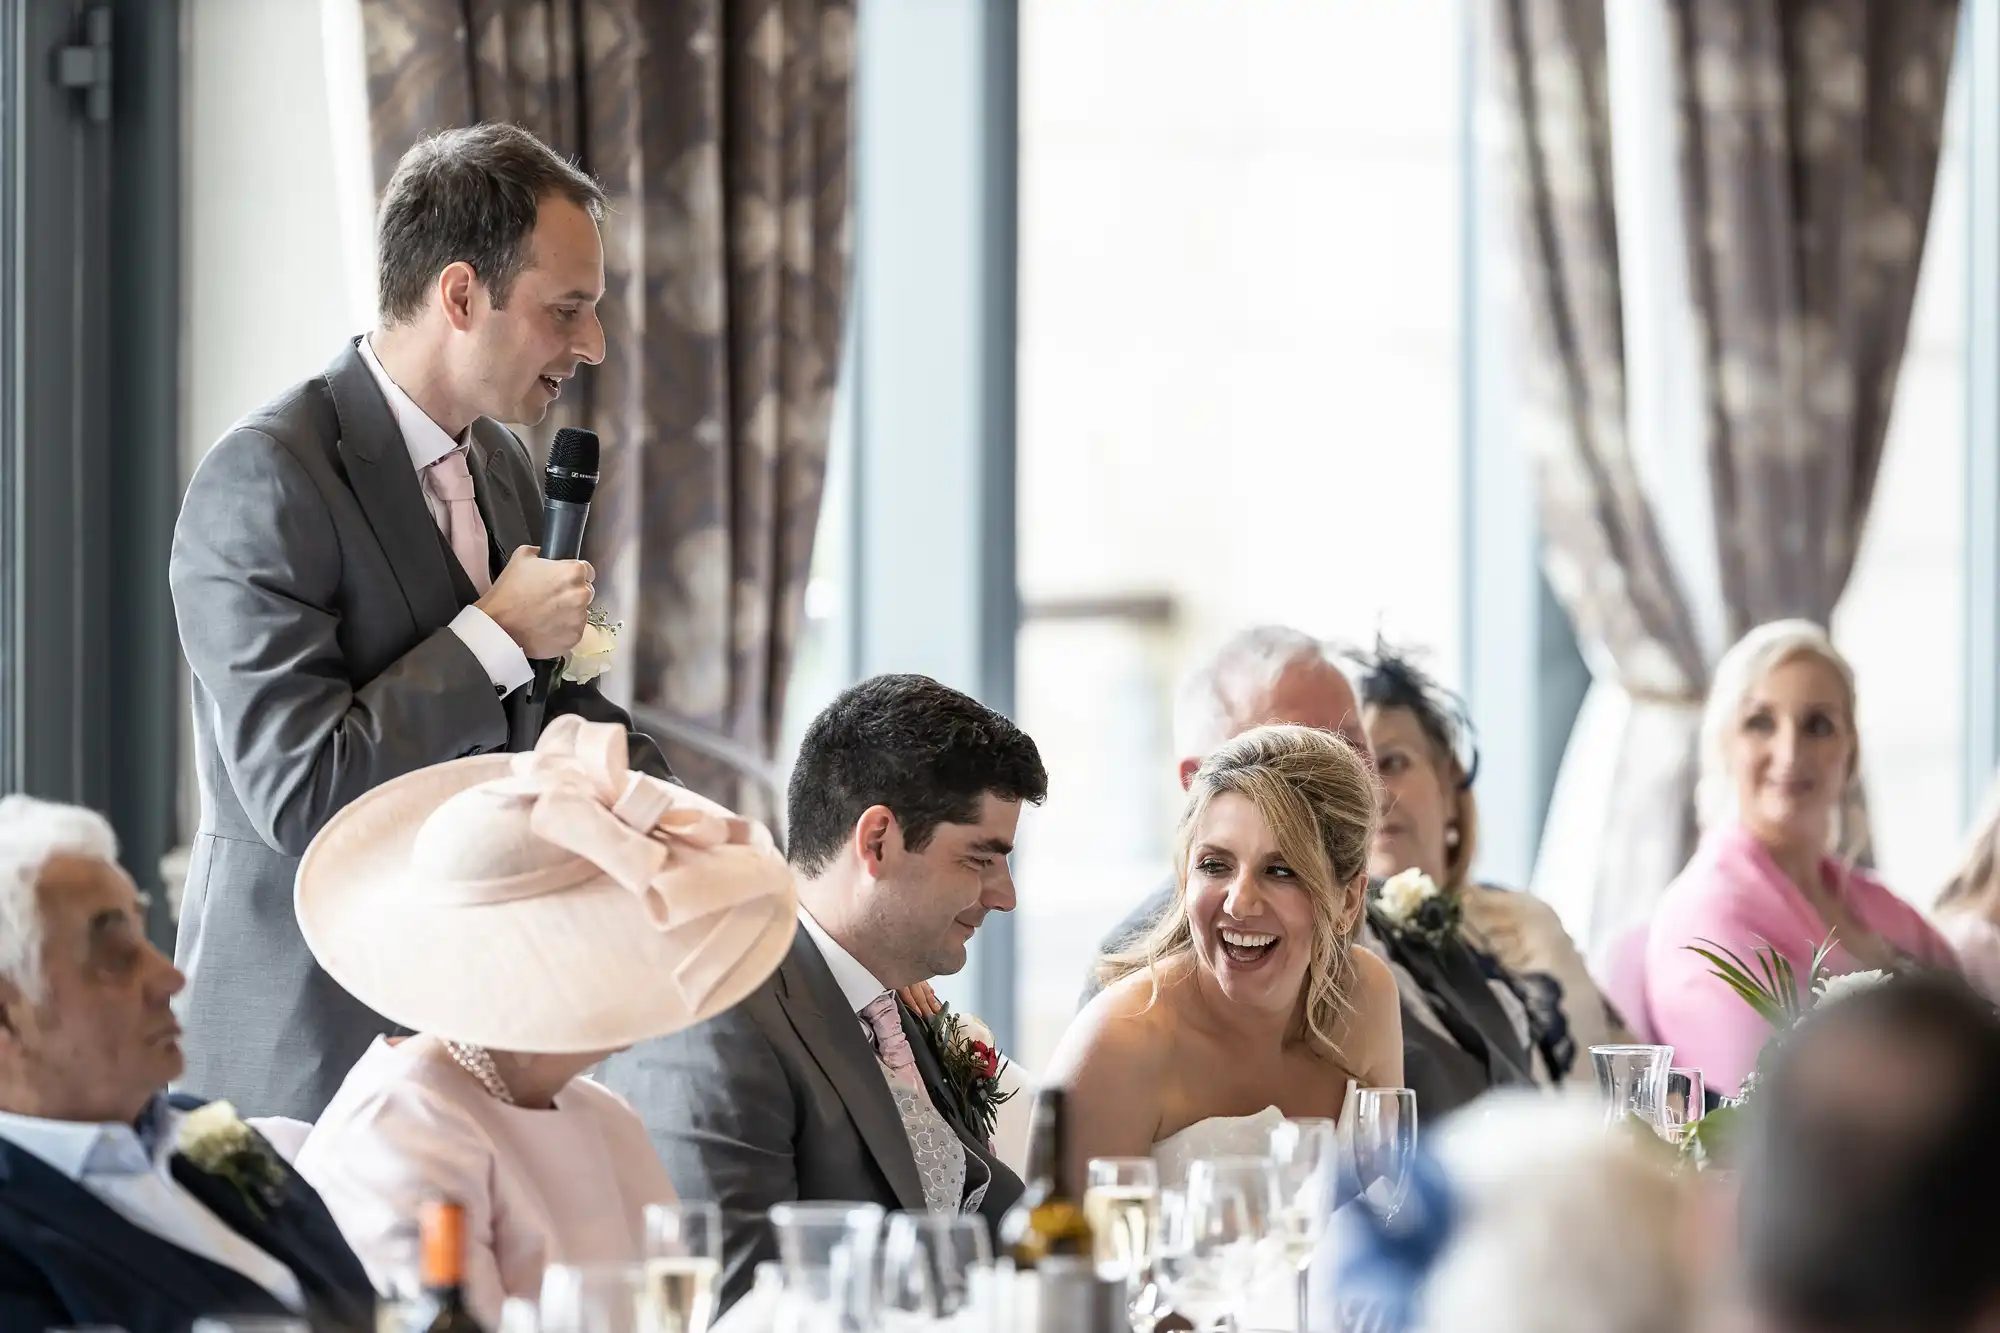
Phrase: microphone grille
[{"left": 548, "top": 427, "right": 600, "bottom": 475}]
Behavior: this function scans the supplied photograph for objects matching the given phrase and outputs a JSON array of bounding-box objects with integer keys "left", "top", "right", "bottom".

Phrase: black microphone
[
  {"left": 521, "top": 428, "right": 600, "bottom": 727},
  {"left": 539, "top": 426, "right": 600, "bottom": 563}
]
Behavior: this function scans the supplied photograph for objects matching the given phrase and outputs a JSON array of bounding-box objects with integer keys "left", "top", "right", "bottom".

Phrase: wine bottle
[
  {"left": 1000, "top": 1088, "right": 1095, "bottom": 1269},
  {"left": 417, "top": 1198, "right": 486, "bottom": 1333}
]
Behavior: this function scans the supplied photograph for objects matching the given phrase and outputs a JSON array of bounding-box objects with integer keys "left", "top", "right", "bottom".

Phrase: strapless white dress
[{"left": 1150, "top": 1106, "right": 1319, "bottom": 1331}]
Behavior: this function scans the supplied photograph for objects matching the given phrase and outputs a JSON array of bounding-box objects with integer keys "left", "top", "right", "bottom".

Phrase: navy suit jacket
[{"left": 0, "top": 1094, "right": 376, "bottom": 1332}]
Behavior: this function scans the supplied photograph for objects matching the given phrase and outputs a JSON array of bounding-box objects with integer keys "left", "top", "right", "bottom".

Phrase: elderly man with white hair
[
  {"left": 0, "top": 795, "right": 375, "bottom": 1332},
  {"left": 1082, "top": 626, "right": 1539, "bottom": 1120}
]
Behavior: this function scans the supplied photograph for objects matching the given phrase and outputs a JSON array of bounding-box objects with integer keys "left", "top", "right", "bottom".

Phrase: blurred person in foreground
[
  {"left": 171, "top": 122, "right": 670, "bottom": 1122},
  {"left": 0, "top": 796, "right": 374, "bottom": 1332},
  {"left": 1352, "top": 641, "right": 1630, "bottom": 1082},
  {"left": 1330, "top": 1089, "right": 1705, "bottom": 1333},
  {"left": 1075, "top": 627, "right": 1538, "bottom": 1119},
  {"left": 292, "top": 717, "right": 798, "bottom": 1327},
  {"left": 1645, "top": 620, "right": 1956, "bottom": 1095},
  {"left": 1742, "top": 973, "right": 2000, "bottom": 1333}
]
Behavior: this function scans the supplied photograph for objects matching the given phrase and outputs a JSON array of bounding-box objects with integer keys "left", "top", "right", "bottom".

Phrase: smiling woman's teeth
[{"left": 1219, "top": 927, "right": 1279, "bottom": 963}]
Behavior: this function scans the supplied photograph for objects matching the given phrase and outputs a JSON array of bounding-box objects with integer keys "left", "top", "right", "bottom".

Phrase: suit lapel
[
  {"left": 0, "top": 1140, "right": 280, "bottom": 1320},
  {"left": 169, "top": 1155, "right": 344, "bottom": 1314},
  {"left": 467, "top": 420, "right": 533, "bottom": 560},
  {"left": 774, "top": 936, "right": 927, "bottom": 1212},
  {"left": 324, "top": 338, "right": 463, "bottom": 633}
]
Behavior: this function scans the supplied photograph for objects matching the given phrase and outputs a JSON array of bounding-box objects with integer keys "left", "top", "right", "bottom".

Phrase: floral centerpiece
[{"left": 1678, "top": 933, "right": 1885, "bottom": 1167}]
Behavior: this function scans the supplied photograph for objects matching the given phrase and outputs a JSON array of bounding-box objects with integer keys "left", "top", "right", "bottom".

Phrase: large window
[
  {"left": 1011, "top": 0, "right": 1469, "bottom": 1071},
  {"left": 1836, "top": 62, "right": 1968, "bottom": 902}
]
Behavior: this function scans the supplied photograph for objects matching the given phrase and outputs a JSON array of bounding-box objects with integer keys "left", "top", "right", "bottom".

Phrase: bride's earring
[{"left": 1445, "top": 824, "right": 1461, "bottom": 850}]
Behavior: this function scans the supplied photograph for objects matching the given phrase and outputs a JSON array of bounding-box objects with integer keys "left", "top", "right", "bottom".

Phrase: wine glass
[
  {"left": 1351, "top": 1088, "right": 1418, "bottom": 1221},
  {"left": 1085, "top": 1157, "right": 1161, "bottom": 1285},
  {"left": 877, "top": 1211, "right": 992, "bottom": 1325},
  {"left": 645, "top": 1201, "right": 724, "bottom": 1333},
  {"left": 538, "top": 1262, "right": 648, "bottom": 1333},
  {"left": 1662, "top": 1066, "right": 1706, "bottom": 1146},
  {"left": 1591, "top": 1044, "right": 1674, "bottom": 1136},
  {"left": 1155, "top": 1156, "right": 1281, "bottom": 1331},
  {"left": 1270, "top": 1117, "right": 1337, "bottom": 1333}
]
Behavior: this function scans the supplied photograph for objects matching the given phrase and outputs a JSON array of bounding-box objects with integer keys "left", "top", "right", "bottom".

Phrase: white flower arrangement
[
  {"left": 560, "top": 607, "right": 621, "bottom": 684},
  {"left": 1372, "top": 868, "right": 1463, "bottom": 948},
  {"left": 176, "top": 1100, "right": 286, "bottom": 1216},
  {"left": 1378, "top": 868, "right": 1442, "bottom": 926},
  {"left": 1813, "top": 968, "right": 1889, "bottom": 1007}
]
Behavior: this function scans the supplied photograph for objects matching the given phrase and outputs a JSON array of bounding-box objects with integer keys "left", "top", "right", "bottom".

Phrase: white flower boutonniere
[
  {"left": 1372, "top": 868, "right": 1463, "bottom": 949},
  {"left": 1814, "top": 968, "right": 1889, "bottom": 1007},
  {"left": 561, "top": 607, "right": 621, "bottom": 685},
  {"left": 177, "top": 1100, "right": 287, "bottom": 1217}
]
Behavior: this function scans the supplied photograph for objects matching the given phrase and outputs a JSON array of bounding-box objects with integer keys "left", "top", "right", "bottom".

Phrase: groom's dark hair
[
  {"left": 376, "top": 121, "right": 605, "bottom": 325},
  {"left": 786, "top": 674, "right": 1047, "bottom": 875}
]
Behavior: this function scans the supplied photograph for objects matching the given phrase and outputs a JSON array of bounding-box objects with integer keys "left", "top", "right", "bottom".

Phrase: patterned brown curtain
[
  {"left": 1491, "top": 0, "right": 1957, "bottom": 946},
  {"left": 360, "top": 0, "right": 857, "bottom": 823}
]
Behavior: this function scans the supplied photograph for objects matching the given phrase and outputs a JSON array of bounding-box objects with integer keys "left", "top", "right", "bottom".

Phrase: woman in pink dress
[
  {"left": 1645, "top": 621, "right": 1956, "bottom": 1095},
  {"left": 290, "top": 716, "right": 800, "bottom": 1326}
]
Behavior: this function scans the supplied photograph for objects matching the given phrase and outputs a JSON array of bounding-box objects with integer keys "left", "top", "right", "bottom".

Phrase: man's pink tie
[
  {"left": 427, "top": 449, "right": 492, "bottom": 595},
  {"left": 860, "top": 993, "right": 936, "bottom": 1106}
]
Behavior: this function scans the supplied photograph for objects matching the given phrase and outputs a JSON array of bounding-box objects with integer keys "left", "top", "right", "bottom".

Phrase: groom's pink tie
[
  {"left": 860, "top": 993, "right": 935, "bottom": 1107},
  {"left": 426, "top": 449, "right": 492, "bottom": 595}
]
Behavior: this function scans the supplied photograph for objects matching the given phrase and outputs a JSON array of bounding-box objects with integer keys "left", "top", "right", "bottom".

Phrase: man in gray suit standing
[
  {"left": 169, "top": 123, "right": 668, "bottom": 1122},
  {"left": 600, "top": 675, "right": 1048, "bottom": 1313}
]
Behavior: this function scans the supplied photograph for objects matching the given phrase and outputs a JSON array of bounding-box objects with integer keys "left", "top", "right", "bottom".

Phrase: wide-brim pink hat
[{"left": 295, "top": 715, "right": 798, "bottom": 1053}]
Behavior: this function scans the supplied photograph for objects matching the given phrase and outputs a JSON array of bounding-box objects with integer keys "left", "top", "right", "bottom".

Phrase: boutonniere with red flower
[{"left": 917, "top": 1002, "right": 1016, "bottom": 1143}]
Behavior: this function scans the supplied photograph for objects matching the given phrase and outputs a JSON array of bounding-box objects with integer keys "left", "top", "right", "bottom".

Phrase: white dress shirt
[
  {"left": 356, "top": 335, "right": 533, "bottom": 695},
  {"left": 796, "top": 908, "right": 892, "bottom": 1044},
  {"left": 0, "top": 1105, "right": 305, "bottom": 1310}
]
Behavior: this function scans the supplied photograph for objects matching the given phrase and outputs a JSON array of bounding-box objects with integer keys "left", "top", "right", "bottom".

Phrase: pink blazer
[{"left": 1644, "top": 824, "right": 1958, "bottom": 1095}]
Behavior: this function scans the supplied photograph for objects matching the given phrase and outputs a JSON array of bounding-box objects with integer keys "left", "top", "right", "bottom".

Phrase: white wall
[{"left": 177, "top": 0, "right": 371, "bottom": 852}]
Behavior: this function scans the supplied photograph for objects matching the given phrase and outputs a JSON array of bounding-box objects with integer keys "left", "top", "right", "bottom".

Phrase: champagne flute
[
  {"left": 1270, "top": 1117, "right": 1337, "bottom": 1333},
  {"left": 877, "top": 1211, "right": 992, "bottom": 1326},
  {"left": 1351, "top": 1088, "right": 1418, "bottom": 1221},
  {"left": 645, "top": 1201, "right": 724, "bottom": 1333},
  {"left": 1085, "top": 1157, "right": 1161, "bottom": 1286}
]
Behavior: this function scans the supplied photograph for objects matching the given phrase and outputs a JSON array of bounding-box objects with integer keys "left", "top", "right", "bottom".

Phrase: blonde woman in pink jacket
[{"left": 1644, "top": 621, "right": 1957, "bottom": 1095}]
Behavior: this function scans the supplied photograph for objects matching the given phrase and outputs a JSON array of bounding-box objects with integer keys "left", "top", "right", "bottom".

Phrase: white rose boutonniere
[
  {"left": 1814, "top": 968, "right": 1889, "bottom": 1008},
  {"left": 177, "top": 1100, "right": 287, "bottom": 1217},
  {"left": 1371, "top": 868, "right": 1463, "bottom": 949},
  {"left": 561, "top": 608, "right": 621, "bottom": 685}
]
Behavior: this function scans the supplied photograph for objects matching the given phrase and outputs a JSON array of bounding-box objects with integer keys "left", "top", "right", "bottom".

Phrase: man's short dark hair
[
  {"left": 376, "top": 121, "right": 606, "bottom": 325},
  {"left": 786, "top": 675, "right": 1048, "bottom": 875},
  {"left": 1742, "top": 972, "right": 2000, "bottom": 1333}
]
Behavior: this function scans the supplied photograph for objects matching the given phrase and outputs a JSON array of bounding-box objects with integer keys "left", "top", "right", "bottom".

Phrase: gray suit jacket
[
  {"left": 598, "top": 929, "right": 1027, "bottom": 1313},
  {"left": 1082, "top": 880, "right": 1499, "bottom": 1122},
  {"left": 169, "top": 338, "right": 667, "bottom": 1121}
]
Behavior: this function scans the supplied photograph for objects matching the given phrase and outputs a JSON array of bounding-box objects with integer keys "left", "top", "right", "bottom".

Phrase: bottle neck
[{"left": 1028, "top": 1095, "right": 1068, "bottom": 1197}]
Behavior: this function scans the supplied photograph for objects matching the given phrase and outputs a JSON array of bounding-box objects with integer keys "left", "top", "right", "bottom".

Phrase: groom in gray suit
[
  {"left": 601, "top": 675, "right": 1048, "bottom": 1312},
  {"left": 169, "top": 123, "right": 668, "bottom": 1121}
]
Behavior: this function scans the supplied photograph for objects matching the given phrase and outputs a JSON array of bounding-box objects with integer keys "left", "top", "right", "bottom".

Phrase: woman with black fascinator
[{"left": 1349, "top": 640, "right": 1630, "bottom": 1083}]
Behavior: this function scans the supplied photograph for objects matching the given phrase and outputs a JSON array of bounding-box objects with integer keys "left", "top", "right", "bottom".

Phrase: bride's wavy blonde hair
[{"left": 1096, "top": 724, "right": 1379, "bottom": 1055}]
